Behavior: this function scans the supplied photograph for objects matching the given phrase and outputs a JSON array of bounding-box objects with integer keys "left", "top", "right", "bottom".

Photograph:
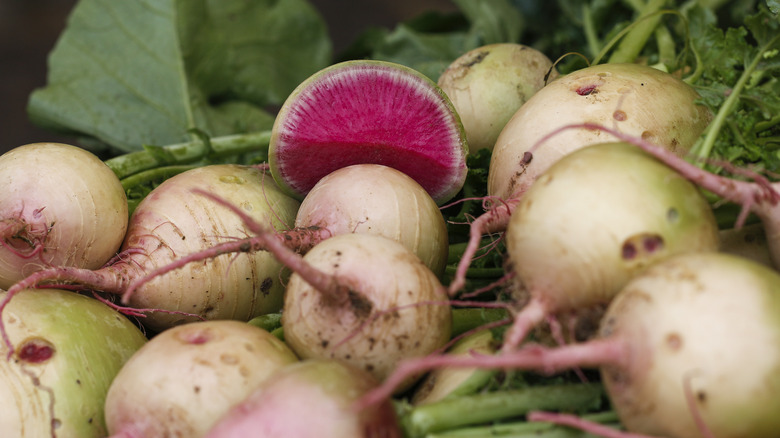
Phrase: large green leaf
[{"left": 27, "top": 0, "right": 332, "bottom": 154}]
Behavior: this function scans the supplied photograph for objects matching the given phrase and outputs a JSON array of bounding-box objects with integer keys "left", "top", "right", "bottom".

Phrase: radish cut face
[{"left": 269, "top": 60, "right": 469, "bottom": 205}]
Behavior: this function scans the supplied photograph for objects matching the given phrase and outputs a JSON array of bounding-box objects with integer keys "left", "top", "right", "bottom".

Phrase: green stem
[
  {"left": 451, "top": 307, "right": 509, "bottom": 337},
  {"left": 606, "top": 0, "right": 667, "bottom": 64},
  {"left": 105, "top": 130, "right": 272, "bottom": 180},
  {"left": 400, "top": 383, "right": 605, "bottom": 438},
  {"left": 693, "top": 33, "right": 780, "bottom": 161},
  {"left": 425, "top": 411, "right": 620, "bottom": 438},
  {"left": 581, "top": 4, "right": 601, "bottom": 59},
  {"left": 247, "top": 312, "right": 283, "bottom": 333},
  {"left": 120, "top": 165, "right": 198, "bottom": 215}
]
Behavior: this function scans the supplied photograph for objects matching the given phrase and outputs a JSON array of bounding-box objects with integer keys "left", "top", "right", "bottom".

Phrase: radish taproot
[
  {"left": 437, "top": 43, "right": 558, "bottom": 154},
  {"left": 1, "top": 164, "right": 300, "bottom": 336},
  {"left": 186, "top": 190, "right": 452, "bottom": 392},
  {"left": 268, "top": 59, "right": 469, "bottom": 205},
  {"left": 361, "top": 252, "right": 780, "bottom": 438},
  {"left": 449, "top": 63, "right": 712, "bottom": 294},
  {"left": 0, "top": 142, "right": 128, "bottom": 290},
  {"left": 500, "top": 141, "right": 720, "bottom": 349},
  {"left": 205, "top": 359, "right": 402, "bottom": 438},
  {"left": 0, "top": 288, "right": 147, "bottom": 438},
  {"left": 104, "top": 320, "right": 298, "bottom": 438}
]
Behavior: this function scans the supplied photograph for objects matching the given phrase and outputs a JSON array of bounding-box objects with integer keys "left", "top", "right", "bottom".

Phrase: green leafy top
[{"left": 27, "top": 0, "right": 331, "bottom": 155}]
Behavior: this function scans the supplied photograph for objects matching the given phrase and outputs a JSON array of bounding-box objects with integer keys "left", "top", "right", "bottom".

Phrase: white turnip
[
  {"left": 362, "top": 252, "right": 780, "bottom": 438},
  {"left": 282, "top": 233, "right": 452, "bottom": 392},
  {"left": 293, "top": 164, "right": 449, "bottom": 276},
  {"left": 186, "top": 191, "right": 452, "bottom": 392},
  {"left": 569, "top": 123, "right": 780, "bottom": 271},
  {"left": 204, "top": 359, "right": 402, "bottom": 438},
  {"left": 449, "top": 63, "right": 712, "bottom": 294},
  {"left": 121, "top": 163, "right": 450, "bottom": 297},
  {"left": 104, "top": 320, "right": 299, "bottom": 438},
  {"left": 437, "top": 43, "right": 558, "bottom": 154},
  {"left": 0, "top": 164, "right": 300, "bottom": 336},
  {"left": 0, "top": 288, "right": 147, "bottom": 438},
  {"left": 0, "top": 142, "right": 128, "bottom": 290},
  {"left": 500, "top": 141, "right": 719, "bottom": 349}
]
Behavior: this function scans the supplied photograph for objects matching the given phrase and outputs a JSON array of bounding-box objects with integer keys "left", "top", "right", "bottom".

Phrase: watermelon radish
[{"left": 268, "top": 60, "right": 469, "bottom": 205}]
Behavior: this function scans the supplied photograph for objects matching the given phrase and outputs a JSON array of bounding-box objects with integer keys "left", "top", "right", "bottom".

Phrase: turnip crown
[{"left": 269, "top": 60, "right": 468, "bottom": 205}]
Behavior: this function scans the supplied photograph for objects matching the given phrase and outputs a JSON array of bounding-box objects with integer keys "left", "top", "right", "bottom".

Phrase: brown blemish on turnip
[
  {"left": 16, "top": 337, "right": 55, "bottom": 363},
  {"left": 576, "top": 84, "right": 599, "bottom": 96},
  {"left": 462, "top": 50, "right": 489, "bottom": 68},
  {"left": 613, "top": 110, "right": 627, "bottom": 121},
  {"left": 621, "top": 233, "right": 665, "bottom": 261},
  {"left": 665, "top": 332, "right": 682, "bottom": 351},
  {"left": 260, "top": 277, "right": 273, "bottom": 295},
  {"left": 220, "top": 353, "right": 239, "bottom": 365}
]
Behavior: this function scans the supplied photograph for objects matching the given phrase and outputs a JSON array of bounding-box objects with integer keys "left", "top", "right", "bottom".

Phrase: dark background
[{"left": 0, "top": 0, "right": 458, "bottom": 154}]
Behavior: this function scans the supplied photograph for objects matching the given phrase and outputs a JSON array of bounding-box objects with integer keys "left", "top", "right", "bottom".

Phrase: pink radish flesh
[{"left": 269, "top": 60, "right": 468, "bottom": 205}]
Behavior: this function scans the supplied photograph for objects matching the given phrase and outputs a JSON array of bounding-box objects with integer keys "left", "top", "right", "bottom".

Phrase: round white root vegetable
[
  {"left": 449, "top": 63, "right": 712, "bottom": 295},
  {"left": 120, "top": 163, "right": 450, "bottom": 298},
  {"left": 1, "top": 164, "right": 300, "bottom": 335},
  {"left": 204, "top": 359, "right": 402, "bottom": 438},
  {"left": 0, "top": 143, "right": 128, "bottom": 290},
  {"left": 500, "top": 141, "right": 720, "bottom": 349},
  {"left": 165, "top": 190, "right": 453, "bottom": 393},
  {"left": 0, "top": 288, "right": 147, "bottom": 438},
  {"left": 361, "top": 252, "right": 780, "bottom": 438},
  {"left": 438, "top": 43, "right": 558, "bottom": 154},
  {"left": 104, "top": 320, "right": 299, "bottom": 438},
  {"left": 282, "top": 233, "right": 452, "bottom": 392},
  {"left": 294, "top": 164, "right": 449, "bottom": 276}
]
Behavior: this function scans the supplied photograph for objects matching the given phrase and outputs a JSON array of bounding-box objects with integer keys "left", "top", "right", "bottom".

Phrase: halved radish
[{"left": 268, "top": 60, "right": 469, "bottom": 205}]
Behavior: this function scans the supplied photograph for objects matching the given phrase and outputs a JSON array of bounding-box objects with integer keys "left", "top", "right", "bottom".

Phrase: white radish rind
[
  {"left": 360, "top": 252, "right": 780, "bottom": 438},
  {"left": 295, "top": 164, "right": 449, "bottom": 276},
  {"left": 448, "top": 63, "right": 712, "bottom": 295},
  {"left": 282, "top": 233, "right": 452, "bottom": 393},
  {"left": 438, "top": 43, "right": 558, "bottom": 155},
  {"left": 104, "top": 320, "right": 299, "bottom": 438},
  {"left": 116, "top": 165, "right": 299, "bottom": 331},
  {"left": 0, "top": 143, "right": 128, "bottom": 290},
  {"left": 597, "top": 252, "right": 780, "bottom": 438},
  {"left": 269, "top": 60, "right": 469, "bottom": 205},
  {"left": 0, "top": 288, "right": 147, "bottom": 438},
  {"left": 501, "top": 142, "right": 720, "bottom": 349},
  {"left": 488, "top": 63, "right": 712, "bottom": 202},
  {"left": 204, "top": 359, "right": 403, "bottom": 438}
]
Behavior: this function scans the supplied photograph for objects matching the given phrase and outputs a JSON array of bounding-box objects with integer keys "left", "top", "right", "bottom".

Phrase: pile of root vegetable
[{"left": 2, "top": 1, "right": 779, "bottom": 437}]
